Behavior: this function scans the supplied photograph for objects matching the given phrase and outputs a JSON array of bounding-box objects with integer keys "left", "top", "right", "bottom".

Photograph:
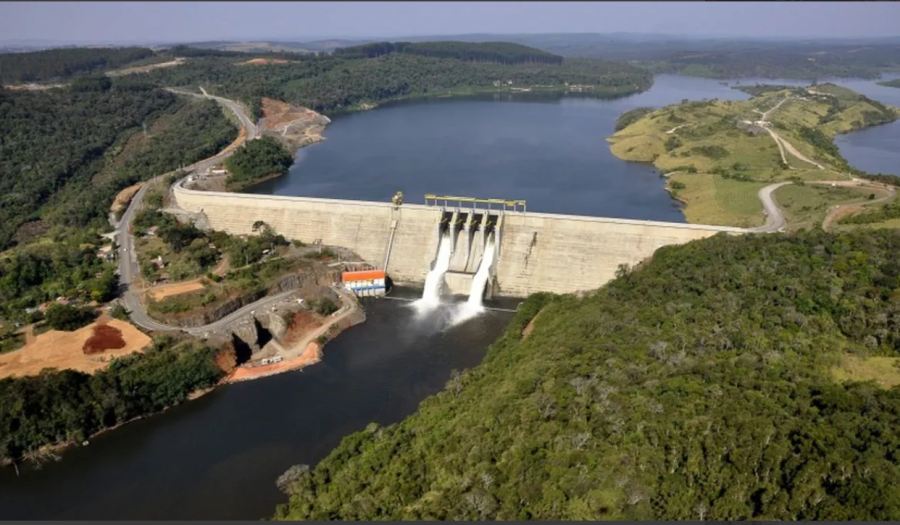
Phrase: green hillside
[
  {"left": 606, "top": 84, "right": 900, "bottom": 227},
  {"left": 274, "top": 228, "right": 900, "bottom": 521}
]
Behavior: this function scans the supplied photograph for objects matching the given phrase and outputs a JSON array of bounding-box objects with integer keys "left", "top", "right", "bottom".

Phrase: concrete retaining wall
[{"left": 173, "top": 183, "right": 744, "bottom": 297}]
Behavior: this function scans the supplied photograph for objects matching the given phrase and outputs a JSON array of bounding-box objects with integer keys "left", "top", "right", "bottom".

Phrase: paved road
[
  {"left": 745, "top": 178, "right": 896, "bottom": 234},
  {"left": 747, "top": 182, "right": 793, "bottom": 233},
  {"left": 115, "top": 89, "right": 280, "bottom": 335},
  {"left": 165, "top": 87, "right": 258, "bottom": 140}
]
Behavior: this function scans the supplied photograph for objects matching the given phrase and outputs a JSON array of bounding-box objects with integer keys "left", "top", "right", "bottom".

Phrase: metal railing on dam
[{"left": 172, "top": 181, "right": 745, "bottom": 298}]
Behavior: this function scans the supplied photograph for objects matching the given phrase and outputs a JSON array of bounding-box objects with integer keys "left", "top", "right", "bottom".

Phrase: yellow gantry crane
[{"left": 424, "top": 194, "right": 527, "bottom": 213}]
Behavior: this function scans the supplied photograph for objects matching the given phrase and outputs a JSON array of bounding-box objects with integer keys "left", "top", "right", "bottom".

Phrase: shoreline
[
  {"left": 324, "top": 83, "right": 651, "bottom": 118},
  {"left": 606, "top": 86, "right": 900, "bottom": 226},
  {"left": 196, "top": 84, "right": 651, "bottom": 194},
  {"left": 2, "top": 297, "right": 365, "bottom": 473}
]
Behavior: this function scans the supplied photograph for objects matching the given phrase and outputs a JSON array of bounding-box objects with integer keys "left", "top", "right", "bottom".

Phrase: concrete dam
[{"left": 172, "top": 182, "right": 744, "bottom": 298}]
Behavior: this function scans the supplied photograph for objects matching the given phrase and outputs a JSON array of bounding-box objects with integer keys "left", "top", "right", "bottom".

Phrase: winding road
[
  {"left": 116, "top": 88, "right": 290, "bottom": 335},
  {"left": 747, "top": 182, "right": 792, "bottom": 233},
  {"left": 115, "top": 88, "right": 878, "bottom": 333}
]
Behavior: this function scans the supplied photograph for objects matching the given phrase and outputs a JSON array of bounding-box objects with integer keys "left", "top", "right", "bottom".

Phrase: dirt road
[{"left": 820, "top": 181, "right": 896, "bottom": 231}]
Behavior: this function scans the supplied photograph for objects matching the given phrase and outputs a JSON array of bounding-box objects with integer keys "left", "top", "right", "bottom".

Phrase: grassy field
[
  {"left": 608, "top": 84, "right": 900, "bottom": 227},
  {"left": 832, "top": 354, "right": 900, "bottom": 389},
  {"left": 668, "top": 173, "right": 767, "bottom": 227},
  {"left": 773, "top": 183, "right": 883, "bottom": 232},
  {"left": 833, "top": 214, "right": 900, "bottom": 232}
]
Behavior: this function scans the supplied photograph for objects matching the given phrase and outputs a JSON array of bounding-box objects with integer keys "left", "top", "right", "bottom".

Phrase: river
[{"left": 2, "top": 74, "right": 899, "bottom": 520}]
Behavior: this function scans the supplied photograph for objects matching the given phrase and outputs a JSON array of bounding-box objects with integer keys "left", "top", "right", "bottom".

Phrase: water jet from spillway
[
  {"left": 449, "top": 234, "right": 496, "bottom": 327},
  {"left": 413, "top": 231, "right": 454, "bottom": 313}
]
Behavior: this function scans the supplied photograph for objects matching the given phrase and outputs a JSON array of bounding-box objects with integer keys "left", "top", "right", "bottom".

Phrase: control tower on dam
[{"left": 172, "top": 182, "right": 745, "bottom": 298}]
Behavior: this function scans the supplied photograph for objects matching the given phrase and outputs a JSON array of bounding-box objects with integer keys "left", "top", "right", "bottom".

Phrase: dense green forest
[
  {"left": 0, "top": 336, "right": 224, "bottom": 464},
  {"left": 276, "top": 229, "right": 900, "bottom": 521},
  {"left": 0, "top": 80, "right": 237, "bottom": 321},
  {"left": 639, "top": 45, "right": 900, "bottom": 80},
  {"left": 0, "top": 83, "right": 178, "bottom": 249},
  {"left": 333, "top": 41, "right": 563, "bottom": 65},
  {"left": 0, "top": 47, "right": 156, "bottom": 84},
  {"left": 0, "top": 230, "right": 118, "bottom": 322},
  {"left": 0, "top": 83, "right": 237, "bottom": 251},
  {"left": 614, "top": 107, "right": 654, "bottom": 131},
  {"left": 135, "top": 49, "right": 654, "bottom": 115},
  {"left": 452, "top": 35, "right": 900, "bottom": 80},
  {"left": 224, "top": 136, "right": 295, "bottom": 189}
]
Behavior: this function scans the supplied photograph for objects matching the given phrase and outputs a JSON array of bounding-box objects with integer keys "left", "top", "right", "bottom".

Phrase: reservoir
[
  {"left": 249, "top": 74, "right": 900, "bottom": 206},
  {"left": 0, "top": 297, "right": 515, "bottom": 520},
  {"left": 2, "top": 74, "right": 899, "bottom": 520}
]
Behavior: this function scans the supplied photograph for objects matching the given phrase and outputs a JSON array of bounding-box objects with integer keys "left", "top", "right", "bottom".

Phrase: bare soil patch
[
  {"left": 240, "top": 58, "right": 290, "bottom": 66},
  {"left": 147, "top": 279, "right": 207, "bottom": 301},
  {"left": 107, "top": 57, "right": 186, "bottom": 77},
  {"left": 83, "top": 324, "right": 127, "bottom": 355},
  {"left": 259, "top": 97, "right": 329, "bottom": 149},
  {"left": 225, "top": 341, "right": 322, "bottom": 383},
  {"left": 282, "top": 311, "right": 324, "bottom": 347},
  {"left": 522, "top": 309, "right": 544, "bottom": 340},
  {"left": 3, "top": 83, "right": 65, "bottom": 91},
  {"left": 211, "top": 255, "right": 231, "bottom": 277},
  {"left": 111, "top": 183, "right": 143, "bottom": 214},
  {"left": 215, "top": 344, "right": 238, "bottom": 374},
  {"left": 0, "top": 318, "right": 152, "bottom": 379}
]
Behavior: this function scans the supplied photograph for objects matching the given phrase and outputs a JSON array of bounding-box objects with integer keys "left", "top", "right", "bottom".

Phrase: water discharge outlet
[
  {"left": 449, "top": 232, "right": 497, "bottom": 326},
  {"left": 414, "top": 230, "right": 454, "bottom": 312}
]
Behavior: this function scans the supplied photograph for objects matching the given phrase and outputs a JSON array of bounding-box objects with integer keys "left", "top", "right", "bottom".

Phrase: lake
[
  {"left": 2, "top": 73, "right": 899, "bottom": 520},
  {"left": 249, "top": 74, "right": 900, "bottom": 209}
]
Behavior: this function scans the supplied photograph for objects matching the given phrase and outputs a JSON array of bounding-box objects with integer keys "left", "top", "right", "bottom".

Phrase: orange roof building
[{"left": 341, "top": 270, "right": 386, "bottom": 297}]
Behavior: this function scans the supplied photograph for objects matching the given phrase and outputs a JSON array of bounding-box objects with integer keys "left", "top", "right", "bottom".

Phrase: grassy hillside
[
  {"left": 607, "top": 84, "right": 900, "bottom": 226},
  {"left": 274, "top": 228, "right": 900, "bottom": 521}
]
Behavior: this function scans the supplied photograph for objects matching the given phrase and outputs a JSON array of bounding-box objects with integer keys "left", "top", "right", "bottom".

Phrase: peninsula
[{"left": 607, "top": 84, "right": 900, "bottom": 228}]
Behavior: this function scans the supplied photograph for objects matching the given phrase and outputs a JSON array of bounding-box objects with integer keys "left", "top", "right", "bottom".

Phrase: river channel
[{"left": 2, "top": 74, "right": 899, "bottom": 520}]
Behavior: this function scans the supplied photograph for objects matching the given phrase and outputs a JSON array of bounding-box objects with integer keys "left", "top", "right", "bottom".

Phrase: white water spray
[
  {"left": 415, "top": 231, "right": 454, "bottom": 311},
  {"left": 450, "top": 233, "right": 496, "bottom": 326}
]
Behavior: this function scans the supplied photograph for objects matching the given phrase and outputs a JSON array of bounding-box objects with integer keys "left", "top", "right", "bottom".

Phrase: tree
[{"left": 44, "top": 303, "right": 96, "bottom": 331}]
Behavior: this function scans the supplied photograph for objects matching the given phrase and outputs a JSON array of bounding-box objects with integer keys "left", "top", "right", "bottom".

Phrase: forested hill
[
  {"left": 275, "top": 229, "right": 900, "bottom": 521},
  {"left": 332, "top": 41, "right": 564, "bottom": 65},
  {"left": 137, "top": 51, "right": 652, "bottom": 116},
  {"left": 0, "top": 47, "right": 155, "bottom": 84}
]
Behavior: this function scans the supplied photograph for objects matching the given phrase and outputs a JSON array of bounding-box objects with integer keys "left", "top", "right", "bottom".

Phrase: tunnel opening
[
  {"left": 439, "top": 210, "right": 453, "bottom": 235},
  {"left": 455, "top": 212, "right": 469, "bottom": 233},
  {"left": 254, "top": 317, "right": 273, "bottom": 350},
  {"left": 231, "top": 333, "right": 253, "bottom": 365},
  {"left": 484, "top": 214, "right": 499, "bottom": 235},
  {"left": 470, "top": 212, "right": 484, "bottom": 232}
]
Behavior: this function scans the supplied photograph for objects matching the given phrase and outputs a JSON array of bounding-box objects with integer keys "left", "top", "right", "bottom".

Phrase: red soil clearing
[
  {"left": 83, "top": 324, "right": 127, "bottom": 355},
  {"left": 282, "top": 311, "right": 323, "bottom": 346}
]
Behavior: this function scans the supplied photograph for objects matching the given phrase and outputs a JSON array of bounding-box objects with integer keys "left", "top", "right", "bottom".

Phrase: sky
[{"left": 2, "top": 1, "right": 899, "bottom": 45}]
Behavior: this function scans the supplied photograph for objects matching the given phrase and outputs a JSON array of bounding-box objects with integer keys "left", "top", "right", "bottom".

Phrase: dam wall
[{"left": 173, "top": 183, "right": 744, "bottom": 297}]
